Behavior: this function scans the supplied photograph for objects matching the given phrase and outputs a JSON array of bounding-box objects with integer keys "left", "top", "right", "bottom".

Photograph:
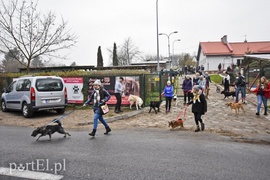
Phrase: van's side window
[
  {"left": 16, "top": 79, "right": 31, "bottom": 91},
  {"left": 7, "top": 81, "right": 17, "bottom": 92}
]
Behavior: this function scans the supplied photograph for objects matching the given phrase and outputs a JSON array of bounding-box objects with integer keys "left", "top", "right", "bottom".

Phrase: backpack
[{"left": 238, "top": 76, "right": 246, "bottom": 87}]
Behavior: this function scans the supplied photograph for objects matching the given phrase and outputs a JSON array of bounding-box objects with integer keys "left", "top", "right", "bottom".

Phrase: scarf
[
  {"left": 94, "top": 89, "right": 100, "bottom": 106},
  {"left": 193, "top": 90, "right": 201, "bottom": 103}
]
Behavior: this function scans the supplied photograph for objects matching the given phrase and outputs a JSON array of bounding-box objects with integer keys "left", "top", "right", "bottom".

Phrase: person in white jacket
[{"left": 198, "top": 75, "right": 206, "bottom": 93}]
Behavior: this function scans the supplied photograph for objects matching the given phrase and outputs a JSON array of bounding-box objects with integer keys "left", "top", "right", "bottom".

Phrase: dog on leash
[
  {"left": 173, "top": 95, "right": 180, "bottom": 106},
  {"left": 31, "top": 120, "right": 71, "bottom": 141},
  {"left": 226, "top": 102, "right": 245, "bottom": 114},
  {"left": 128, "top": 94, "right": 143, "bottom": 110},
  {"left": 149, "top": 100, "right": 162, "bottom": 114},
  {"left": 221, "top": 90, "right": 236, "bottom": 99},
  {"left": 168, "top": 118, "right": 184, "bottom": 129}
]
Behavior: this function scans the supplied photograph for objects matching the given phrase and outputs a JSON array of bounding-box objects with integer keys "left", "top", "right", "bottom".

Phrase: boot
[
  {"left": 89, "top": 129, "right": 96, "bottom": 136},
  {"left": 195, "top": 125, "right": 200, "bottom": 132},
  {"left": 104, "top": 127, "right": 111, "bottom": 135},
  {"left": 201, "top": 122, "right": 205, "bottom": 131}
]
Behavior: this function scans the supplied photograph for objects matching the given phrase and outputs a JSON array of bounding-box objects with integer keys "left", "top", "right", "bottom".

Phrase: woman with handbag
[{"left": 83, "top": 79, "right": 111, "bottom": 136}]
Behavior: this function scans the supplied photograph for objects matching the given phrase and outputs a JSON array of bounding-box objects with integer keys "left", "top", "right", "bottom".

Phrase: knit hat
[
  {"left": 193, "top": 85, "right": 201, "bottom": 91},
  {"left": 93, "top": 79, "right": 101, "bottom": 86}
]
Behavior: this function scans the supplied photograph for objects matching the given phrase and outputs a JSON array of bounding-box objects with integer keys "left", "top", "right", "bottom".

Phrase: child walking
[
  {"left": 83, "top": 80, "right": 111, "bottom": 136},
  {"left": 187, "top": 85, "right": 207, "bottom": 132}
]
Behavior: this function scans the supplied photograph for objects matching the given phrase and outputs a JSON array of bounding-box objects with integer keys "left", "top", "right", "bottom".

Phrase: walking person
[
  {"left": 161, "top": 80, "right": 174, "bottom": 113},
  {"left": 83, "top": 80, "right": 111, "bottom": 136},
  {"left": 205, "top": 72, "right": 212, "bottom": 99},
  {"left": 251, "top": 76, "right": 270, "bottom": 116},
  {"left": 219, "top": 71, "right": 230, "bottom": 92},
  {"left": 218, "top": 63, "right": 222, "bottom": 74},
  {"left": 235, "top": 72, "right": 246, "bottom": 103},
  {"left": 182, "top": 75, "right": 192, "bottom": 105},
  {"left": 187, "top": 85, "right": 207, "bottom": 132},
  {"left": 114, "top": 77, "right": 124, "bottom": 113}
]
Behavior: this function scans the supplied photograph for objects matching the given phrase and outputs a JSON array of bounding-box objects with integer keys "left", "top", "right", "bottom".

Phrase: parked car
[{"left": 1, "top": 75, "right": 68, "bottom": 117}]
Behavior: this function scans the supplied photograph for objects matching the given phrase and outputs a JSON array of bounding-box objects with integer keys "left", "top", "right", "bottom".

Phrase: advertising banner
[
  {"left": 63, "top": 77, "right": 84, "bottom": 104},
  {"left": 87, "top": 76, "right": 140, "bottom": 105}
]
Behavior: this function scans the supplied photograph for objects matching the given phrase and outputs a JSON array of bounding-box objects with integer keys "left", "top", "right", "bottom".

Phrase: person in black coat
[{"left": 187, "top": 85, "right": 207, "bottom": 132}]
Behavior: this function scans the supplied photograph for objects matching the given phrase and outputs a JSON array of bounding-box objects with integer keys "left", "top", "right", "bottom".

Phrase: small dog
[
  {"left": 173, "top": 95, "right": 180, "bottom": 106},
  {"left": 221, "top": 91, "right": 236, "bottom": 99},
  {"left": 149, "top": 100, "right": 162, "bottom": 114},
  {"left": 31, "top": 120, "right": 71, "bottom": 141},
  {"left": 226, "top": 102, "right": 245, "bottom": 114},
  {"left": 168, "top": 119, "right": 184, "bottom": 129},
  {"left": 128, "top": 94, "right": 143, "bottom": 110}
]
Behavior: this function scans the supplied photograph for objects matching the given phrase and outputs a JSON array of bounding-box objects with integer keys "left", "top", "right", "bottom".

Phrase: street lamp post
[
  {"left": 159, "top": 31, "right": 178, "bottom": 68},
  {"left": 156, "top": 0, "right": 160, "bottom": 73},
  {"left": 172, "top": 39, "right": 181, "bottom": 66}
]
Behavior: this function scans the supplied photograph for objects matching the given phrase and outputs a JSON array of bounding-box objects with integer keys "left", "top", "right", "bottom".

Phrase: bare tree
[
  {"left": 118, "top": 37, "right": 140, "bottom": 65},
  {"left": 0, "top": 0, "right": 77, "bottom": 73}
]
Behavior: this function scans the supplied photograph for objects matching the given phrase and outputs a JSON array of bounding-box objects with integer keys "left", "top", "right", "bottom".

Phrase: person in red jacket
[{"left": 252, "top": 76, "right": 270, "bottom": 116}]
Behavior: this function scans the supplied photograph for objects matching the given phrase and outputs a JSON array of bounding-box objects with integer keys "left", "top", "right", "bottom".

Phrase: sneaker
[
  {"left": 114, "top": 110, "right": 120, "bottom": 113},
  {"left": 256, "top": 112, "right": 260, "bottom": 116},
  {"left": 264, "top": 112, "right": 268, "bottom": 115}
]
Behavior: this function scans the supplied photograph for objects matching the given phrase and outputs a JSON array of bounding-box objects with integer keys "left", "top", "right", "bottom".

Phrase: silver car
[{"left": 1, "top": 76, "right": 68, "bottom": 117}]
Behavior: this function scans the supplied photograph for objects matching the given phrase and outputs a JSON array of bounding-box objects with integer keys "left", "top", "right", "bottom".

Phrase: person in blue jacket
[
  {"left": 83, "top": 79, "right": 111, "bottom": 137},
  {"left": 161, "top": 80, "right": 174, "bottom": 113}
]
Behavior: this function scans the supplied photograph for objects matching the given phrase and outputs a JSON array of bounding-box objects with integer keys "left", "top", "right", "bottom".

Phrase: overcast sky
[{"left": 37, "top": 0, "right": 270, "bottom": 66}]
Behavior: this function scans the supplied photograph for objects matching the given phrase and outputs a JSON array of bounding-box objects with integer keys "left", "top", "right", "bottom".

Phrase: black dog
[
  {"left": 31, "top": 120, "right": 71, "bottom": 141},
  {"left": 221, "top": 90, "right": 236, "bottom": 99},
  {"left": 149, "top": 100, "right": 162, "bottom": 114}
]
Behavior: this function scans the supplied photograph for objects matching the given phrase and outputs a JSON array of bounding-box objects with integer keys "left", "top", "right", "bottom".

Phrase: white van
[{"left": 1, "top": 75, "right": 68, "bottom": 117}]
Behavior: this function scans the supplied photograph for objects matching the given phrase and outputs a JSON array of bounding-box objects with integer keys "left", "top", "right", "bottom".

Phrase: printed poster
[{"left": 63, "top": 77, "right": 84, "bottom": 104}]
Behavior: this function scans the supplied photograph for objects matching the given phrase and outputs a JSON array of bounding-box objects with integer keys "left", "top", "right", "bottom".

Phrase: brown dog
[
  {"left": 168, "top": 119, "right": 184, "bottom": 129},
  {"left": 226, "top": 102, "right": 245, "bottom": 114}
]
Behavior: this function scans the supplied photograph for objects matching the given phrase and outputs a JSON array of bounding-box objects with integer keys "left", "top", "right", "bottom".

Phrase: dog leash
[
  {"left": 48, "top": 106, "right": 83, "bottom": 125},
  {"left": 175, "top": 105, "right": 188, "bottom": 123}
]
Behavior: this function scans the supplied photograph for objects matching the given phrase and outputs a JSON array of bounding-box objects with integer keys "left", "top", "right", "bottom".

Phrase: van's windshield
[{"left": 36, "top": 79, "right": 63, "bottom": 91}]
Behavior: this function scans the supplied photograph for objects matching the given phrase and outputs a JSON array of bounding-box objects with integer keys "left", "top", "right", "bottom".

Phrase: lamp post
[
  {"left": 156, "top": 0, "right": 160, "bottom": 73},
  {"left": 172, "top": 39, "right": 181, "bottom": 67},
  {"left": 159, "top": 31, "right": 178, "bottom": 68}
]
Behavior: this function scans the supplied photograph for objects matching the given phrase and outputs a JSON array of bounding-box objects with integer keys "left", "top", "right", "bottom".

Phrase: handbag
[{"left": 100, "top": 103, "right": 109, "bottom": 114}]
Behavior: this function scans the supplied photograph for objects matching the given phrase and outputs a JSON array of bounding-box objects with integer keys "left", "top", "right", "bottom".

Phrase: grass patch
[{"left": 210, "top": 74, "right": 222, "bottom": 84}]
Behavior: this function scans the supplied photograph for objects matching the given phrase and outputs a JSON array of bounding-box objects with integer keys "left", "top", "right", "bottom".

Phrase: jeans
[
  {"left": 235, "top": 86, "right": 245, "bottom": 102},
  {"left": 93, "top": 113, "right": 109, "bottom": 130},
  {"left": 257, "top": 95, "right": 268, "bottom": 114}
]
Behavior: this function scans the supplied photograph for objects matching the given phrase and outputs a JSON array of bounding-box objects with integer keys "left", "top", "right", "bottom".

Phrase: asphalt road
[{"left": 0, "top": 126, "right": 270, "bottom": 180}]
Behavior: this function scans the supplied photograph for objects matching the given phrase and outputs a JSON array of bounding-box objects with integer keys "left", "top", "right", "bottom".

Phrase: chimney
[{"left": 221, "top": 35, "right": 228, "bottom": 44}]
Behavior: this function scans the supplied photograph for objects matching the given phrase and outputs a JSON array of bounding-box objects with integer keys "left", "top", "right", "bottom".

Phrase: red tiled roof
[{"left": 200, "top": 41, "right": 270, "bottom": 57}]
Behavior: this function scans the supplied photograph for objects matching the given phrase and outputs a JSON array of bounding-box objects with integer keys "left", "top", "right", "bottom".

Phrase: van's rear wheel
[
  {"left": 22, "top": 103, "right": 33, "bottom": 118},
  {"left": 1, "top": 100, "right": 8, "bottom": 112},
  {"left": 56, "top": 108, "right": 65, "bottom": 114}
]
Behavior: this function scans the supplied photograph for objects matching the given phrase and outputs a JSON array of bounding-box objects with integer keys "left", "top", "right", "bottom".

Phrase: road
[{"left": 0, "top": 126, "right": 270, "bottom": 180}]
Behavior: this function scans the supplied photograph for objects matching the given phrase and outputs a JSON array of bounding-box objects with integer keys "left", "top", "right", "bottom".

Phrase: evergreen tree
[
  {"left": 113, "top": 42, "right": 118, "bottom": 66},
  {"left": 97, "top": 46, "right": 103, "bottom": 67}
]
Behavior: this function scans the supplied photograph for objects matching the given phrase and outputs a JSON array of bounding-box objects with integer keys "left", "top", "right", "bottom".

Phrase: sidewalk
[{"left": 104, "top": 76, "right": 270, "bottom": 144}]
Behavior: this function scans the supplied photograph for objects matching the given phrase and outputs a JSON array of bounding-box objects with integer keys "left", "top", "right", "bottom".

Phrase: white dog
[{"left": 128, "top": 94, "right": 143, "bottom": 110}]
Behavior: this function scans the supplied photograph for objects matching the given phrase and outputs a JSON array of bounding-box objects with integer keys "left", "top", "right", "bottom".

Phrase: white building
[{"left": 197, "top": 35, "right": 270, "bottom": 72}]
